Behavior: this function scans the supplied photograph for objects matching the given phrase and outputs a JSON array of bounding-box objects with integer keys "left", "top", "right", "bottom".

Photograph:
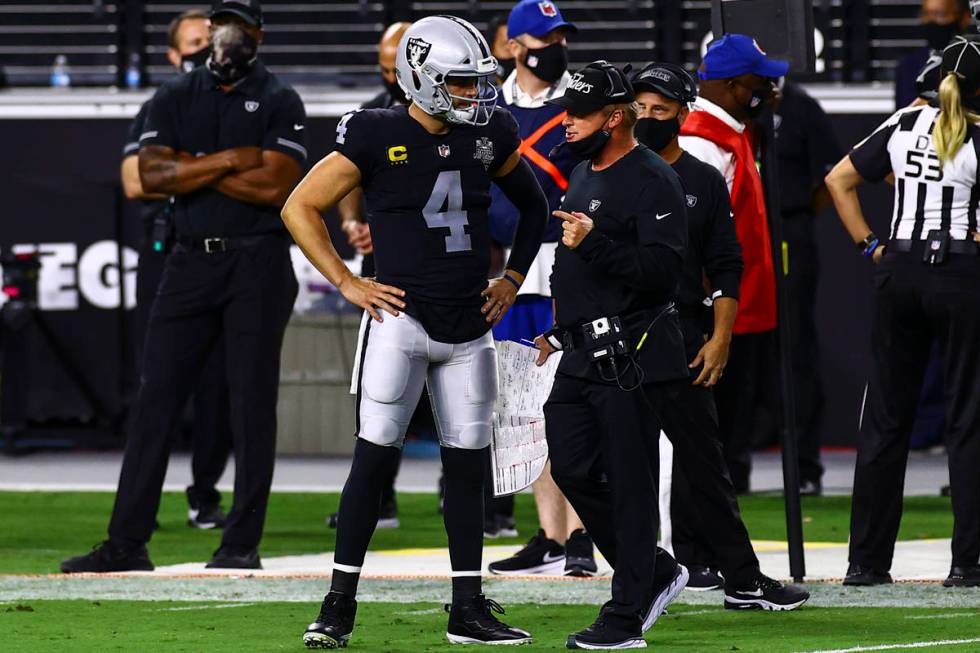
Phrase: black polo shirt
[
  {"left": 123, "top": 100, "right": 168, "bottom": 237},
  {"left": 140, "top": 61, "right": 307, "bottom": 239}
]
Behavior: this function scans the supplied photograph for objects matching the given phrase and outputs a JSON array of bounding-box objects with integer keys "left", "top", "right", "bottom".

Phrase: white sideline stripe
[
  {"left": 450, "top": 570, "right": 482, "bottom": 577},
  {"left": 795, "top": 637, "right": 980, "bottom": 653},
  {"left": 155, "top": 602, "right": 256, "bottom": 612},
  {"left": 333, "top": 563, "right": 361, "bottom": 574},
  {"left": 904, "top": 612, "right": 979, "bottom": 620}
]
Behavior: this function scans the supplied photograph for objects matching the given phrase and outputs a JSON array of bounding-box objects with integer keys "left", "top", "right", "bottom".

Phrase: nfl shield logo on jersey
[
  {"left": 589, "top": 199, "right": 601, "bottom": 212},
  {"left": 438, "top": 144, "right": 451, "bottom": 158},
  {"left": 686, "top": 194, "right": 698, "bottom": 207},
  {"left": 473, "top": 137, "right": 494, "bottom": 170}
]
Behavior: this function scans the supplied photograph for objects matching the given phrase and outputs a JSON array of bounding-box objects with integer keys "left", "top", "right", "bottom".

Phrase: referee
[{"left": 826, "top": 35, "right": 980, "bottom": 588}]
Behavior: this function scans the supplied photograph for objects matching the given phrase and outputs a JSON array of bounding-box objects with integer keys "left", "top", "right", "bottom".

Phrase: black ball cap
[
  {"left": 548, "top": 60, "right": 635, "bottom": 117},
  {"left": 941, "top": 34, "right": 980, "bottom": 91},
  {"left": 630, "top": 62, "right": 698, "bottom": 104},
  {"left": 212, "top": 0, "right": 262, "bottom": 27}
]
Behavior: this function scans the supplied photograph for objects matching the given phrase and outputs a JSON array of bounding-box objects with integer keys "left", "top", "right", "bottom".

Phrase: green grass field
[
  {"left": 3, "top": 600, "right": 979, "bottom": 653},
  {"left": 0, "top": 491, "right": 954, "bottom": 574}
]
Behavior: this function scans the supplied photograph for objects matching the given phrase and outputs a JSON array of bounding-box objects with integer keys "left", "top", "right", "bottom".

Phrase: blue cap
[
  {"left": 698, "top": 34, "right": 789, "bottom": 80},
  {"left": 507, "top": 0, "right": 577, "bottom": 39}
]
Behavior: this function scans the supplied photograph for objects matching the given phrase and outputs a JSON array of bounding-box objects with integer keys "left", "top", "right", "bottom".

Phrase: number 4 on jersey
[{"left": 423, "top": 170, "right": 472, "bottom": 253}]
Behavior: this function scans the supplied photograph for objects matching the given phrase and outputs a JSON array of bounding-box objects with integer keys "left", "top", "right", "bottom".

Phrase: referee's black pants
[
  {"left": 850, "top": 249, "right": 980, "bottom": 571},
  {"left": 110, "top": 235, "right": 297, "bottom": 551},
  {"left": 135, "top": 239, "right": 231, "bottom": 508},
  {"left": 545, "top": 374, "right": 670, "bottom": 632},
  {"left": 654, "top": 377, "right": 761, "bottom": 587}
]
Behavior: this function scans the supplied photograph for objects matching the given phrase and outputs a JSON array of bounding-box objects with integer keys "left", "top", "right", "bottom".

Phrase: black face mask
[
  {"left": 735, "top": 82, "right": 773, "bottom": 120},
  {"left": 924, "top": 21, "right": 959, "bottom": 51},
  {"left": 551, "top": 116, "right": 612, "bottom": 161},
  {"left": 523, "top": 42, "right": 568, "bottom": 84},
  {"left": 208, "top": 24, "right": 258, "bottom": 84},
  {"left": 497, "top": 57, "right": 516, "bottom": 81},
  {"left": 634, "top": 116, "right": 680, "bottom": 152},
  {"left": 180, "top": 45, "right": 210, "bottom": 74},
  {"left": 383, "top": 77, "right": 408, "bottom": 104}
]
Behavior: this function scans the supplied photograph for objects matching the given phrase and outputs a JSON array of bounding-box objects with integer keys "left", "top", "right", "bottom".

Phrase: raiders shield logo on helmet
[{"left": 406, "top": 37, "right": 432, "bottom": 69}]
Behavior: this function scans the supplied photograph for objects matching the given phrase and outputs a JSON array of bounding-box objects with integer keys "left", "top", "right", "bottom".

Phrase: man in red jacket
[{"left": 678, "top": 34, "right": 788, "bottom": 493}]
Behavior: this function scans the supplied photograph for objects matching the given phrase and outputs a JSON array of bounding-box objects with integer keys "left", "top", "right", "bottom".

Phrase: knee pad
[
  {"left": 357, "top": 416, "right": 405, "bottom": 448},
  {"left": 455, "top": 423, "right": 491, "bottom": 450}
]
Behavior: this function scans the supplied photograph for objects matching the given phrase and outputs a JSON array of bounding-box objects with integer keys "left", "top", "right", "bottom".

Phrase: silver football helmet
[{"left": 395, "top": 15, "right": 499, "bottom": 126}]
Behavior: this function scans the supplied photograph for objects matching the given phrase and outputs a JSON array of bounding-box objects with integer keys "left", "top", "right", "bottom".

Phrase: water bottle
[
  {"left": 50, "top": 55, "right": 70, "bottom": 88},
  {"left": 125, "top": 52, "right": 141, "bottom": 89}
]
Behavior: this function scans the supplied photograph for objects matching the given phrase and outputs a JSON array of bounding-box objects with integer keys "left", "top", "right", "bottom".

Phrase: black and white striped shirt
[{"left": 850, "top": 104, "right": 980, "bottom": 241}]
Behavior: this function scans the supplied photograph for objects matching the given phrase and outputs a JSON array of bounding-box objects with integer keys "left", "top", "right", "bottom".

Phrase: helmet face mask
[{"left": 396, "top": 15, "right": 500, "bottom": 126}]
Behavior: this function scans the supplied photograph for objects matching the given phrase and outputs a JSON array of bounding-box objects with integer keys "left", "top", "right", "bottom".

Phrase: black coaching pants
[
  {"left": 545, "top": 374, "right": 670, "bottom": 632},
  {"left": 850, "top": 248, "right": 980, "bottom": 570},
  {"left": 110, "top": 235, "right": 297, "bottom": 551},
  {"left": 135, "top": 239, "right": 231, "bottom": 508}
]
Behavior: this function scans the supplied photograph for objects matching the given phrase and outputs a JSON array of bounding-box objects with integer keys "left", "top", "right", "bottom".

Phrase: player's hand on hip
[
  {"left": 554, "top": 210, "right": 594, "bottom": 249},
  {"left": 690, "top": 336, "right": 730, "bottom": 387},
  {"left": 338, "top": 275, "right": 405, "bottom": 323},
  {"left": 481, "top": 277, "right": 517, "bottom": 325},
  {"left": 532, "top": 334, "right": 557, "bottom": 367}
]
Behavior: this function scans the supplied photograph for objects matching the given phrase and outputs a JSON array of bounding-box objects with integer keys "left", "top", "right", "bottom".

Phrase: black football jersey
[{"left": 335, "top": 104, "right": 520, "bottom": 343}]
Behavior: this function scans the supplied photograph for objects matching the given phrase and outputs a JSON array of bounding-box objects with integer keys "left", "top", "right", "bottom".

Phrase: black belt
[
  {"left": 176, "top": 232, "right": 285, "bottom": 254},
  {"left": 888, "top": 239, "right": 978, "bottom": 254}
]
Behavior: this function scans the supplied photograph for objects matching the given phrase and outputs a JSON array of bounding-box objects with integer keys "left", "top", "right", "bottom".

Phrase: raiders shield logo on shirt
[
  {"left": 473, "top": 137, "right": 494, "bottom": 170},
  {"left": 686, "top": 194, "right": 698, "bottom": 207},
  {"left": 589, "top": 199, "right": 602, "bottom": 212},
  {"left": 245, "top": 100, "right": 259, "bottom": 112}
]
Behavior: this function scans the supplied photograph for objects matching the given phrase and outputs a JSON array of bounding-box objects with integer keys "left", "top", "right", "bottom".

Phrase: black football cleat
[
  {"left": 685, "top": 565, "right": 724, "bottom": 591},
  {"left": 943, "top": 565, "right": 980, "bottom": 587},
  {"left": 488, "top": 529, "right": 565, "bottom": 576},
  {"left": 642, "top": 562, "right": 688, "bottom": 632},
  {"left": 445, "top": 594, "right": 532, "bottom": 645},
  {"left": 724, "top": 575, "right": 809, "bottom": 611},
  {"left": 60, "top": 541, "right": 154, "bottom": 574},
  {"left": 205, "top": 546, "right": 261, "bottom": 570},
  {"left": 843, "top": 563, "right": 893, "bottom": 586},
  {"left": 566, "top": 611, "right": 645, "bottom": 650},
  {"left": 304, "top": 592, "right": 357, "bottom": 649},
  {"left": 564, "top": 529, "right": 598, "bottom": 577},
  {"left": 188, "top": 502, "right": 227, "bottom": 529}
]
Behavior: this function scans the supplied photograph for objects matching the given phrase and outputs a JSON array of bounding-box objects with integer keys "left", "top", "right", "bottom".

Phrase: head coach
[
  {"left": 533, "top": 61, "right": 691, "bottom": 649},
  {"left": 62, "top": 0, "right": 305, "bottom": 573}
]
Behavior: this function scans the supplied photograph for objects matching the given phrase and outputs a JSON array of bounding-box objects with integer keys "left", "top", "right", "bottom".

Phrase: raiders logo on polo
[
  {"left": 686, "top": 194, "right": 698, "bottom": 208},
  {"left": 244, "top": 100, "right": 259, "bottom": 112},
  {"left": 589, "top": 199, "right": 601, "bottom": 212},
  {"left": 473, "top": 137, "right": 494, "bottom": 170},
  {"left": 438, "top": 144, "right": 451, "bottom": 158},
  {"left": 406, "top": 37, "right": 432, "bottom": 69}
]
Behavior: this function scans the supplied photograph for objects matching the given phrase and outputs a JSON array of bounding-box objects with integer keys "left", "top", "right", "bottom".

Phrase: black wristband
[{"left": 503, "top": 274, "right": 521, "bottom": 291}]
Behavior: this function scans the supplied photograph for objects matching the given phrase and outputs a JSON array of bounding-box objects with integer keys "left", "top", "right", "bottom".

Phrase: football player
[{"left": 281, "top": 15, "right": 548, "bottom": 649}]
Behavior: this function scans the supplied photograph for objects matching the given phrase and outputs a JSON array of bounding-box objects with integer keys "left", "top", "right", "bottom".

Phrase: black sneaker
[
  {"left": 488, "top": 529, "right": 565, "bottom": 575},
  {"left": 60, "top": 540, "right": 154, "bottom": 574},
  {"left": 484, "top": 514, "right": 518, "bottom": 539},
  {"left": 685, "top": 565, "right": 724, "bottom": 591},
  {"left": 564, "top": 529, "right": 598, "bottom": 577},
  {"left": 566, "top": 611, "right": 645, "bottom": 650},
  {"left": 724, "top": 575, "right": 809, "bottom": 611},
  {"left": 327, "top": 502, "right": 399, "bottom": 530},
  {"left": 800, "top": 479, "right": 822, "bottom": 497},
  {"left": 188, "top": 502, "right": 227, "bottom": 529},
  {"left": 445, "top": 594, "right": 532, "bottom": 645},
  {"left": 304, "top": 592, "right": 357, "bottom": 649},
  {"left": 843, "top": 563, "right": 893, "bottom": 586},
  {"left": 206, "top": 546, "right": 261, "bottom": 570},
  {"left": 943, "top": 565, "right": 980, "bottom": 587},
  {"left": 642, "top": 563, "right": 688, "bottom": 632}
]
